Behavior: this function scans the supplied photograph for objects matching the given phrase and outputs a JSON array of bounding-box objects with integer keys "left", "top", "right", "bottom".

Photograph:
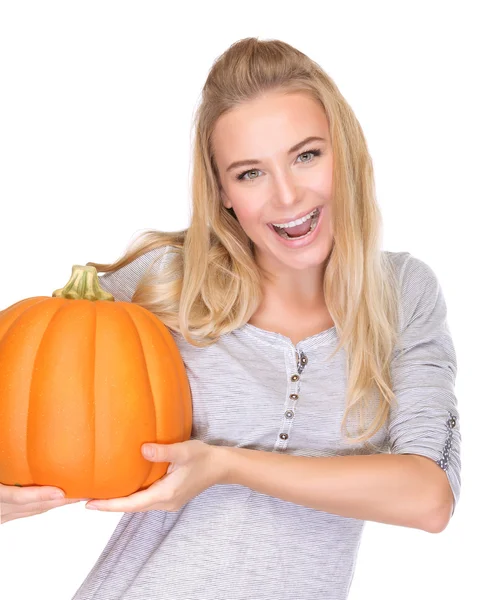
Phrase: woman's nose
[{"left": 271, "top": 169, "right": 299, "bottom": 206}]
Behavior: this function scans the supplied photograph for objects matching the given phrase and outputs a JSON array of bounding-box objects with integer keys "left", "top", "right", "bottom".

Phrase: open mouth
[{"left": 269, "top": 206, "right": 321, "bottom": 240}]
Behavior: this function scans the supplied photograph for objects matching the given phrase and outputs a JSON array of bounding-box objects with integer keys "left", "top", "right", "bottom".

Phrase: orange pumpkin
[{"left": 0, "top": 264, "right": 192, "bottom": 499}]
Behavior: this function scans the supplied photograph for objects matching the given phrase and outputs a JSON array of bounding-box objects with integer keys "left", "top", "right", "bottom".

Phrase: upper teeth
[{"left": 272, "top": 208, "right": 319, "bottom": 229}]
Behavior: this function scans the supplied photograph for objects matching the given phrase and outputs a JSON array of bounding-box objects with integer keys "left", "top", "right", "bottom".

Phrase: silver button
[{"left": 280, "top": 433, "right": 288, "bottom": 440}]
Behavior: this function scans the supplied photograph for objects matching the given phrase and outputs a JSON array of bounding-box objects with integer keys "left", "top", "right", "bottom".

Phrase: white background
[{"left": 0, "top": 1, "right": 499, "bottom": 598}]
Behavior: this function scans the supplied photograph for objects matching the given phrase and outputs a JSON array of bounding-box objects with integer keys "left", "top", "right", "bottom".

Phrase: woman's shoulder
[
  {"left": 384, "top": 249, "right": 439, "bottom": 291},
  {"left": 384, "top": 249, "right": 411, "bottom": 274},
  {"left": 98, "top": 244, "right": 176, "bottom": 302},
  {"left": 384, "top": 250, "right": 447, "bottom": 338}
]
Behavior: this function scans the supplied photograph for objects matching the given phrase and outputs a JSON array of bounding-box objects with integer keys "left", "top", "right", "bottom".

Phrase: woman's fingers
[{"left": 0, "top": 483, "right": 86, "bottom": 525}]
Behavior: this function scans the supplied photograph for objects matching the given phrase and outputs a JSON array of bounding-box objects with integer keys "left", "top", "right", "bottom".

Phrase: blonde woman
[{"left": 1, "top": 37, "right": 461, "bottom": 600}]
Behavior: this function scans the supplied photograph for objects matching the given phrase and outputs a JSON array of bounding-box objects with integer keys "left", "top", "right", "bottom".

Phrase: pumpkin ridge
[
  {"left": 132, "top": 305, "right": 192, "bottom": 440},
  {"left": 90, "top": 300, "right": 97, "bottom": 494},
  {"left": 0, "top": 297, "right": 50, "bottom": 346},
  {"left": 122, "top": 302, "right": 191, "bottom": 488},
  {"left": 0, "top": 298, "right": 67, "bottom": 485},
  {"left": 113, "top": 301, "right": 158, "bottom": 489},
  {"left": 28, "top": 299, "right": 69, "bottom": 485}
]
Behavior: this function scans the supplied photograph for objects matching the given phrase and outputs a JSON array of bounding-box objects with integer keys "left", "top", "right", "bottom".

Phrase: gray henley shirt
[{"left": 71, "top": 246, "right": 461, "bottom": 600}]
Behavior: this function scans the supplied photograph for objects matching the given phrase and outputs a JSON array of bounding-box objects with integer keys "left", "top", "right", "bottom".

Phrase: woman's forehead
[{"left": 212, "top": 93, "right": 329, "bottom": 166}]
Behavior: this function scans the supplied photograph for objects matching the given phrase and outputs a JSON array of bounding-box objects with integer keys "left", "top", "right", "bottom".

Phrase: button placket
[
  {"left": 277, "top": 348, "right": 308, "bottom": 449},
  {"left": 278, "top": 391, "right": 298, "bottom": 446},
  {"left": 296, "top": 350, "right": 308, "bottom": 375}
]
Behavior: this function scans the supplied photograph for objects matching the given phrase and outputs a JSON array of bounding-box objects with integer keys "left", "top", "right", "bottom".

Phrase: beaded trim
[{"left": 436, "top": 411, "right": 457, "bottom": 471}]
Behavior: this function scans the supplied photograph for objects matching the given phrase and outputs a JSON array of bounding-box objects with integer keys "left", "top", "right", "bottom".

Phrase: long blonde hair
[{"left": 87, "top": 37, "right": 401, "bottom": 444}]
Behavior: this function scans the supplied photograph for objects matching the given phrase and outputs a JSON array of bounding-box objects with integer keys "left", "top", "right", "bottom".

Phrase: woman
[{"left": 0, "top": 37, "right": 460, "bottom": 600}]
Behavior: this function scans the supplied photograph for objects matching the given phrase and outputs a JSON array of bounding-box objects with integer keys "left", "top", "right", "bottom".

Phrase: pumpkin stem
[{"left": 52, "top": 265, "right": 115, "bottom": 302}]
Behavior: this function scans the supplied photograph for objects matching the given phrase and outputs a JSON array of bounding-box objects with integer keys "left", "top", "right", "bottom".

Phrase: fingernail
[
  {"left": 50, "top": 491, "right": 65, "bottom": 499},
  {"left": 86, "top": 504, "right": 98, "bottom": 510},
  {"left": 142, "top": 446, "right": 154, "bottom": 458}
]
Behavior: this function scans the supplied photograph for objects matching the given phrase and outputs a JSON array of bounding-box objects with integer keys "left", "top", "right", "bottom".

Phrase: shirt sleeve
[
  {"left": 97, "top": 245, "right": 172, "bottom": 302},
  {"left": 388, "top": 253, "right": 461, "bottom": 516}
]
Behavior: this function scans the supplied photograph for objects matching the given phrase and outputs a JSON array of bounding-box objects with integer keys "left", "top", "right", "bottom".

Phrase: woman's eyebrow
[{"left": 225, "top": 136, "right": 327, "bottom": 172}]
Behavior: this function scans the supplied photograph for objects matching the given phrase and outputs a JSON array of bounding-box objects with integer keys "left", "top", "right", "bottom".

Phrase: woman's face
[{"left": 212, "top": 91, "right": 334, "bottom": 275}]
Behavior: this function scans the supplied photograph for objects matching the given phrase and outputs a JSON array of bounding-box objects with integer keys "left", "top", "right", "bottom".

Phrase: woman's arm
[{"left": 220, "top": 448, "right": 453, "bottom": 533}]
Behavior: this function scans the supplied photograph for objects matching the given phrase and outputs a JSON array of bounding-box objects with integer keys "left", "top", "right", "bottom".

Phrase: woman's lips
[{"left": 267, "top": 205, "right": 322, "bottom": 227}]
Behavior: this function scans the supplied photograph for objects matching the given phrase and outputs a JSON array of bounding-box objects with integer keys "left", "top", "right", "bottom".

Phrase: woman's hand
[
  {"left": 84, "top": 440, "right": 230, "bottom": 513},
  {"left": 0, "top": 483, "right": 84, "bottom": 525}
]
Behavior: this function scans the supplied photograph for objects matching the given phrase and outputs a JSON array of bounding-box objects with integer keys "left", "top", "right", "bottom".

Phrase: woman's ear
[{"left": 220, "top": 187, "right": 232, "bottom": 210}]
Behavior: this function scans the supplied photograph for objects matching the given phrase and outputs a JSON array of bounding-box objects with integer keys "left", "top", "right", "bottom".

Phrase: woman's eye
[
  {"left": 298, "top": 151, "right": 315, "bottom": 162},
  {"left": 298, "top": 148, "right": 322, "bottom": 162},
  {"left": 238, "top": 169, "right": 260, "bottom": 181},
  {"left": 236, "top": 148, "right": 322, "bottom": 182}
]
